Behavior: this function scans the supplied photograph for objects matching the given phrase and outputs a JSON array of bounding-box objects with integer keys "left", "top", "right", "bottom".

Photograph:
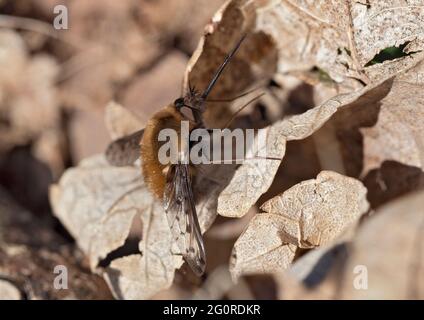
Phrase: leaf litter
[{"left": 46, "top": 0, "right": 424, "bottom": 299}]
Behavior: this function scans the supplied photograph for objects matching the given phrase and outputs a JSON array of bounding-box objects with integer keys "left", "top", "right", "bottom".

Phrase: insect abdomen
[{"left": 140, "top": 105, "right": 183, "bottom": 199}]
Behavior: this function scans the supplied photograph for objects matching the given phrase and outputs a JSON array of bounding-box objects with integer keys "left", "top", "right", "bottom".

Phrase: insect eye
[{"left": 174, "top": 97, "right": 185, "bottom": 109}]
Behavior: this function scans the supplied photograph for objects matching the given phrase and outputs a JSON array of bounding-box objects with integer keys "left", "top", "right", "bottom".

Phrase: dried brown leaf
[
  {"left": 50, "top": 154, "right": 230, "bottom": 298},
  {"left": 230, "top": 213, "right": 297, "bottom": 281},
  {"left": 217, "top": 89, "right": 364, "bottom": 218},
  {"left": 185, "top": 0, "right": 421, "bottom": 217},
  {"left": 186, "top": 0, "right": 424, "bottom": 102},
  {"left": 230, "top": 171, "right": 368, "bottom": 280},
  {"left": 260, "top": 171, "right": 369, "bottom": 248},
  {"left": 219, "top": 50, "right": 424, "bottom": 217},
  {"left": 361, "top": 59, "right": 424, "bottom": 176},
  {"left": 50, "top": 155, "right": 179, "bottom": 299},
  {"left": 351, "top": 1, "right": 424, "bottom": 66}
]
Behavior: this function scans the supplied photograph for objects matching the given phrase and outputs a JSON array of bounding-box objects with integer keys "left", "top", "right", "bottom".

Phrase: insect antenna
[
  {"left": 223, "top": 92, "right": 265, "bottom": 128},
  {"left": 206, "top": 86, "right": 262, "bottom": 103},
  {"left": 200, "top": 34, "right": 247, "bottom": 103},
  {"left": 187, "top": 34, "right": 247, "bottom": 125}
]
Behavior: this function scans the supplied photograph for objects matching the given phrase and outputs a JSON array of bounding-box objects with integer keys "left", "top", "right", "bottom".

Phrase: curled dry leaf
[
  {"left": 50, "top": 155, "right": 179, "bottom": 299},
  {"left": 218, "top": 53, "right": 424, "bottom": 218},
  {"left": 230, "top": 212, "right": 297, "bottom": 281},
  {"left": 260, "top": 171, "right": 369, "bottom": 248},
  {"left": 187, "top": 0, "right": 424, "bottom": 104},
  {"left": 361, "top": 59, "right": 424, "bottom": 176},
  {"left": 185, "top": 0, "right": 423, "bottom": 218},
  {"left": 217, "top": 88, "right": 365, "bottom": 218},
  {"left": 230, "top": 171, "right": 369, "bottom": 280}
]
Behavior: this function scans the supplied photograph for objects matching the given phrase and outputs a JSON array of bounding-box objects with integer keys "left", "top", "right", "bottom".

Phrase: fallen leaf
[
  {"left": 219, "top": 50, "right": 424, "bottom": 218},
  {"left": 260, "top": 171, "right": 369, "bottom": 248},
  {"left": 351, "top": 1, "right": 424, "bottom": 67},
  {"left": 50, "top": 155, "right": 179, "bottom": 299},
  {"left": 361, "top": 59, "right": 424, "bottom": 176},
  {"left": 217, "top": 88, "right": 365, "bottom": 218},
  {"left": 229, "top": 171, "right": 368, "bottom": 280},
  {"left": 272, "top": 190, "right": 424, "bottom": 299},
  {"left": 230, "top": 213, "right": 297, "bottom": 281},
  {"left": 186, "top": 0, "right": 424, "bottom": 102},
  {"left": 184, "top": 2, "right": 424, "bottom": 217}
]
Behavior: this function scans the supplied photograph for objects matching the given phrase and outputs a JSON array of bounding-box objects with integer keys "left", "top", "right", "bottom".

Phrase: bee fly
[{"left": 105, "top": 34, "right": 259, "bottom": 276}]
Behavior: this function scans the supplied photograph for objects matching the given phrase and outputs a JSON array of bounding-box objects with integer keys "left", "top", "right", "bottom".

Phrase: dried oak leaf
[
  {"left": 230, "top": 171, "right": 369, "bottom": 280},
  {"left": 259, "top": 0, "right": 424, "bottom": 84},
  {"left": 338, "top": 190, "right": 424, "bottom": 299},
  {"left": 219, "top": 51, "right": 424, "bottom": 217},
  {"left": 217, "top": 88, "right": 365, "bottom": 218},
  {"left": 185, "top": 0, "right": 423, "bottom": 217},
  {"left": 188, "top": 0, "right": 424, "bottom": 100},
  {"left": 361, "top": 58, "right": 424, "bottom": 176},
  {"left": 50, "top": 155, "right": 179, "bottom": 299},
  {"left": 229, "top": 212, "right": 297, "bottom": 281},
  {"left": 260, "top": 171, "right": 369, "bottom": 248}
]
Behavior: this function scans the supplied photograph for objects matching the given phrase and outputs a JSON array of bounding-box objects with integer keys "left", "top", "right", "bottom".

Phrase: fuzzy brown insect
[{"left": 105, "top": 35, "right": 247, "bottom": 276}]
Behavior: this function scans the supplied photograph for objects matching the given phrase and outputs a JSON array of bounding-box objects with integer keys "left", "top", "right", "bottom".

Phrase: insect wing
[
  {"left": 105, "top": 129, "right": 144, "bottom": 166},
  {"left": 164, "top": 163, "right": 206, "bottom": 276}
]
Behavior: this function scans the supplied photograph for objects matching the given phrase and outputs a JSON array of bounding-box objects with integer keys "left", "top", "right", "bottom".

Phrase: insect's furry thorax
[{"left": 140, "top": 104, "right": 196, "bottom": 199}]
